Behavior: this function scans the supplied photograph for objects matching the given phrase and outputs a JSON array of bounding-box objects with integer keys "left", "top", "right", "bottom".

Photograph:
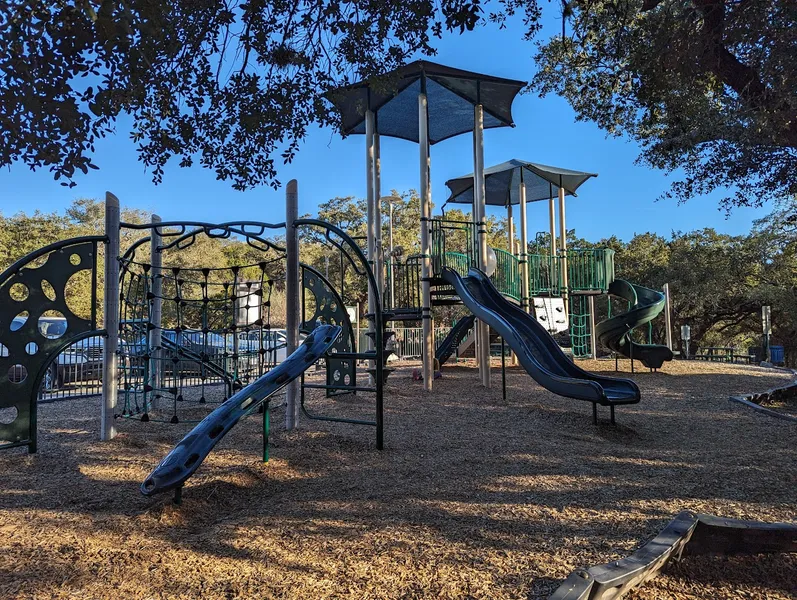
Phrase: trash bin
[
  {"left": 748, "top": 346, "right": 762, "bottom": 362},
  {"left": 770, "top": 345, "right": 785, "bottom": 365}
]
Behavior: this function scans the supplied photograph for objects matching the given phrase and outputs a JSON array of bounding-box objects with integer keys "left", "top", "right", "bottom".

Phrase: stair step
[{"left": 366, "top": 367, "right": 395, "bottom": 384}]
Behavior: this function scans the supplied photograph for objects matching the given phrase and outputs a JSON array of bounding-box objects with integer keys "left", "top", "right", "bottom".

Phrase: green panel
[
  {"left": 528, "top": 253, "right": 561, "bottom": 295},
  {"left": 489, "top": 248, "right": 520, "bottom": 301},
  {"left": 567, "top": 248, "right": 615, "bottom": 293},
  {"left": 527, "top": 248, "right": 615, "bottom": 295},
  {"left": 301, "top": 264, "right": 356, "bottom": 395},
  {"left": 0, "top": 239, "right": 103, "bottom": 452}
]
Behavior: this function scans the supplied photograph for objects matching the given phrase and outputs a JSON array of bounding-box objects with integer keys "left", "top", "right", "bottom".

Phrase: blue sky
[{"left": 0, "top": 12, "right": 771, "bottom": 243}]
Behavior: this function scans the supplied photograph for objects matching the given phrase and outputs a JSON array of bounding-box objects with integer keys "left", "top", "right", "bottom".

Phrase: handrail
[
  {"left": 490, "top": 248, "right": 520, "bottom": 301},
  {"left": 526, "top": 248, "right": 615, "bottom": 295}
]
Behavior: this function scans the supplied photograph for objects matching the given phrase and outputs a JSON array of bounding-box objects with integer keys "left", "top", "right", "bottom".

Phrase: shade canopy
[
  {"left": 326, "top": 60, "right": 526, "bottom": 145},
  {"left": 445, "top": 159, "right": 598, "bottom": 206}
]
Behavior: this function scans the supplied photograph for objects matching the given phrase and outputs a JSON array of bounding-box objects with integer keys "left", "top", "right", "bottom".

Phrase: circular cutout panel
[
  {"left": 38, "top": 311, "right": 67, "bottom": 339},
  {"left": 69, "top": 253, "right": 81, "bottom": 266},
  {"left": 64, "top": 271, "right": 92, "bottom": 320},
  {"left": 25, "top": 342, "right": 38, "bottom": 355},
  {"left": 9, "top": 283, "right": 29, "bottom": 301},
  {"left": 0, "top": 406, "right": 17, "bottom": 425},
  {"left": 8, "top": 364, "right": 28, "bottom": 383}
]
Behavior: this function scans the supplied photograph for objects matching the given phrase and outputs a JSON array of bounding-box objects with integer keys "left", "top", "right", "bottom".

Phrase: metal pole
[
  {"left": 519, "top": 174, "right": 530, "bottom": 313},
  {"left": 558, "top": 182, "right": 569, "bottom": 316},
  {"left": 365, "top": 110, "right": 377, "bottom": 369},
  {"left": 506, "top": 201, "right": 517, "bottom": 365},
  {"left": 101, "top": 192, "right": 120, "bottom": 441},
  {"left": 148, "top": 214, "right": 162, "bottom": 411},
  {"left": 663, "top": 283, "right": 673, "bottom": 351},
  {"left": 474, "top": 103, "right": 490, "bottom": 388},
  {"left": 419, "top": 91, "right": 433, "bottom": 391},
  {"left": 285, "top": 180, "right": 300, "bottom": 429},
  {"left": 548, "top": 184, "right": 557, "bottom": 258},
  {"left": 389, "top": 200, "right": 395, "bottom": 309},
  {"left": 374, "top": 130, "right": 384, "bottom": 306},
  {"left": 588, "top": 295, "right": 597, "bottom": 358},
  {"left": 501, "top": 337, "right": 506, "bottom": 401}
]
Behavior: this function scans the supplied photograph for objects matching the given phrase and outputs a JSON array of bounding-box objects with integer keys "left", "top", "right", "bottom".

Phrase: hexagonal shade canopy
[
  {"left": 445, "top": 159, "right": 598, "bottom": 206},
  {"left": 326, "top": 60, "right": 526, "bottom": 144}
]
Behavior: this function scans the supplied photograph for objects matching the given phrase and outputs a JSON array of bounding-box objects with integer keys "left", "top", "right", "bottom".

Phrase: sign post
[{"left": 680, "top": 324, "right": 691, "bottom": 360}]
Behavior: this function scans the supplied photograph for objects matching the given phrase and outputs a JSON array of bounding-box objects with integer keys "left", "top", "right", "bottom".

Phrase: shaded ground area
[{"left": 1, "top": 359, "right": 795, "bottom": 599}]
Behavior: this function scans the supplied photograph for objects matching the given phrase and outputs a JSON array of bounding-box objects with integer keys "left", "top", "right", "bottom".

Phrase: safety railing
[
  {"left": 567, "top": 248, "right": 615, "bottom": 293},
  {"left": 442, "top": 251, "right": 470, "bottom": 276},
  {"left": 388, "top": 254, "right": 422, "bottom": 312},
  {"left": 430, "top": 217, "right": 475, "bottom": 277},
  {"left": 527, "top": 248, "right": 615, "bottom": 296},
  {"left": 490, "top": 248, "right": 521, "bottom": 301},
  {"left": 528, "top": 253, "right": 561, "bottom": 295}
]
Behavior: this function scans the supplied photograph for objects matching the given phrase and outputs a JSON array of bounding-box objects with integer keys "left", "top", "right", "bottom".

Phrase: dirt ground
[{"left": 1, "top": 359, "right": 795, "bottom": 599}]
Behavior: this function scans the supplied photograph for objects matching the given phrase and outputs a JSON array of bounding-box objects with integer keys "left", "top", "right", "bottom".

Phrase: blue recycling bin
[{"left": 770, "top": 345, "right": 784, "bottom": 365}]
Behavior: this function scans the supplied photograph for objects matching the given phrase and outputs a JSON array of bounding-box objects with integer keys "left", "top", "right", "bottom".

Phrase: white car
[
  {"left": 230, "top": 329, "right": 308, "bottom": 364},
  {"left": 8, "top": 316, "right": 101, "bottom": 390}
]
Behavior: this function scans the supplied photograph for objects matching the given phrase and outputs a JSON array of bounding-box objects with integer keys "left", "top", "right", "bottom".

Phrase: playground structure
[
  {"left": 328, "top": 60, "right": 673, "bottom": 423},
  {"left": 0, "top": 59, "right": 793, "bottom": 600},
  {"left": 0, "top": 192, "right": 387, "bottom": 470}
]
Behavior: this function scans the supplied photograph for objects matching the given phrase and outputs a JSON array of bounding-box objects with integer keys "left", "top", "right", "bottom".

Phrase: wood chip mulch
[{"left": 0, "top": 359, "right": 795, "bottom": 599}]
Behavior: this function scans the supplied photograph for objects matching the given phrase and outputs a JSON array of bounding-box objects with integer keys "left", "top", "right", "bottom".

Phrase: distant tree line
[{"left": 2, "top": 194, "right": 795, "bottom": 364}]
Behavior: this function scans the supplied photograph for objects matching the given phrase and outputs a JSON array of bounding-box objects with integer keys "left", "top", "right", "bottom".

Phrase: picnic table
[{"left": 692, "top": 347, "right": 753, "bottom": 364}]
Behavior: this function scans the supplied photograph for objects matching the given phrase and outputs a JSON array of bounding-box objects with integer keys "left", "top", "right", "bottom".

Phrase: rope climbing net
[{"left": 117, "top": 221, "right": 286, "bottom": 424}]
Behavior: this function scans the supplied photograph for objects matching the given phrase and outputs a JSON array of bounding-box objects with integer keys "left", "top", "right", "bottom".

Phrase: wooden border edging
[{"left": 549, "top": 512, "right": 797, "bottom": 600}]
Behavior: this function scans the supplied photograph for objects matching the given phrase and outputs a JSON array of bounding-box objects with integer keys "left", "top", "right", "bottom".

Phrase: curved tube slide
[
  {"left": 141, "top": 324, "right": 342, "bottom": 497},
  {"left": 442, "top": 268, "right": 639, "bottom": 409},
  {"left": 550, "top": 511, "right": 797, "bottom": 600},
  {"left": 596, "top": 279, "right": 674, "bottom": 369},
  {"left": 436, "top": 314, "right": 476, "bottom": 367}
]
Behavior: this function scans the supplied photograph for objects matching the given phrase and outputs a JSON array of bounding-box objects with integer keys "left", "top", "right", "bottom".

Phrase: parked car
[
  {"left": 230, "top": 329, "right": 308, "bottom": 364},
  {"left": 8, "top": 316, "right": 103, "bottom": 391}
]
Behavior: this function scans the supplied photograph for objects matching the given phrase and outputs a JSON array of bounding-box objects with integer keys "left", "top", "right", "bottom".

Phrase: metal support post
[
  {"left": 558, "top": 183, "right": 569, "bottom": 315},
  {"left": 419, "top": 92, "right": 433, "bottom": 391},
  {"left": 474, "top": 103, "right": 490, "bottom": 388},
  {"left": 501, "top": 337, "right": 507, "bottom": 401},
  {"left": 519, "top": 175, "right": 530, "bottom": 313},
  {"left": 285, "top": 180, "right": 300, "bottom": 429},
  {"left": 365, "top": 111, "right": 377, "bottom": 376},
  {"left": 374, "top": 130, "right": 384, "bottom": 307},
  {"left": 101, "top": 192, "right": 120, "bottom": 441},
  {"left": 663, "top": 283, "right": 673, "bottom": 351},
  {"left": 588, "top": 295, "right": 597, "bottom": 358},
  {"left": 148, "top": 214, "right": 163, "bottom": 411}
]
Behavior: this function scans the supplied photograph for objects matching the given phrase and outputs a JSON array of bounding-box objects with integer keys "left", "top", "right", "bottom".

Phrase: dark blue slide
[
  {"left": 443, "top": 268, "right": 639, "bottom": 420},
  {"left": 436, "top": 314, "right": 476, "bottom": 366},
  {"left": 141, "top": 324, "right": 341, "bottom": 497}
]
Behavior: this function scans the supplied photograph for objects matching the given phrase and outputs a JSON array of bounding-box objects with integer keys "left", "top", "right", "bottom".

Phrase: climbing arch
[
  {"left": 301, "top": 263, "right": 356, "bottom": 394},
  {"left": 0, "top": 237, "right": 105, "bottom": 452}
]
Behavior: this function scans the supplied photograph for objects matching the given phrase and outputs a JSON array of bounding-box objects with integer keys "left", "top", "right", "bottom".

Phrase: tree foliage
[
  {"left": 533, "top": 0, "right": 797, "bottom": 213},
  {"left": 1, "top": 0, "right": 541, "bottom": 190}
]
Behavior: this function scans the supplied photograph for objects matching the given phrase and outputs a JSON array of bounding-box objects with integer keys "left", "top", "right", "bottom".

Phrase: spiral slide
[
  {"left": 442, "top": 268, "right": 639, "bottom": 420},
  {"left": 596, "top": 280, "right": 674, "bottom": 369},
  {"left": 141, "top": 324, "right": 341, "bottom": 498}
]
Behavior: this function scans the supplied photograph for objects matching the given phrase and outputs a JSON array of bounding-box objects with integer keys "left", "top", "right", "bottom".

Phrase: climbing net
[
  {"left": 117, "top": 222, "right": 286, "bottom": 423},
  {"left": 569, "top": 295, "right": 592, "bottom": 358}
]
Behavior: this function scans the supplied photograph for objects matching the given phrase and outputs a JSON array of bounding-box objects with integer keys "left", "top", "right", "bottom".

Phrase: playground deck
[{"left": 0, "top": 361, "right": 795, "bottom": 599}]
